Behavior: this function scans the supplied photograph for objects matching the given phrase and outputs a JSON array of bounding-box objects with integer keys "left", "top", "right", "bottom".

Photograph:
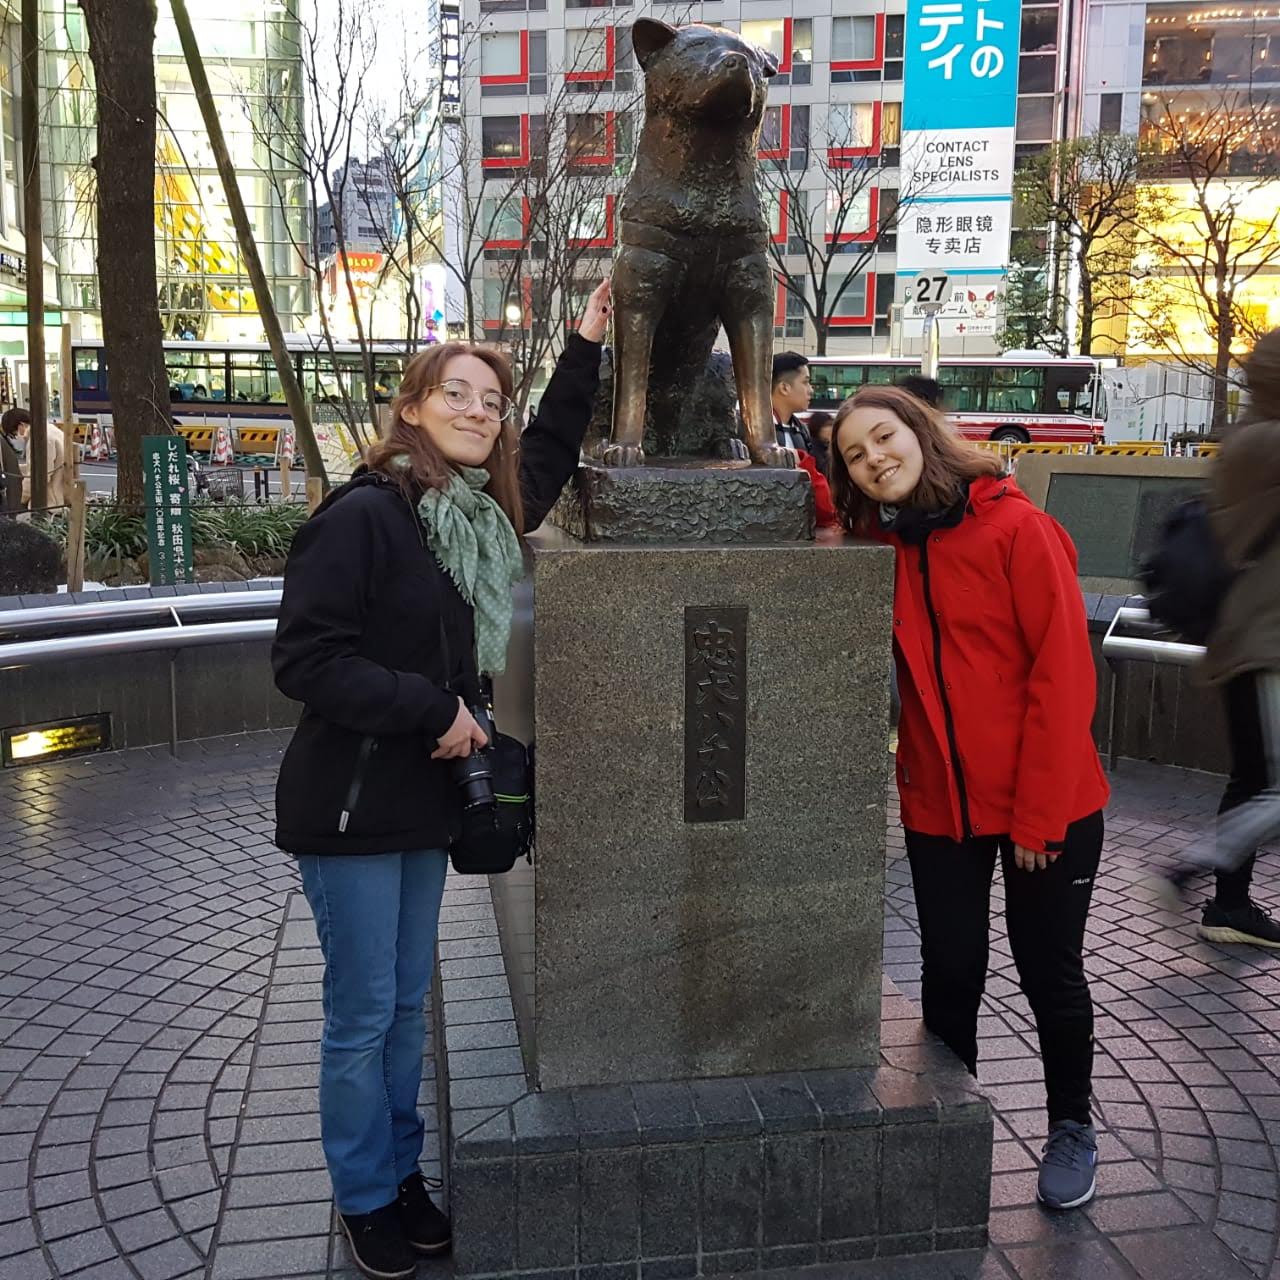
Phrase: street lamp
[{"left": 505, "top": 302, "right": 522, "bottom": 325}]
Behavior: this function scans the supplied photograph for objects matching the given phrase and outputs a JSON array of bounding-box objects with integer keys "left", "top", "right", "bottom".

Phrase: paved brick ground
[{"left": 0, "top": 732, "right": 1276, "bottom": 1279}]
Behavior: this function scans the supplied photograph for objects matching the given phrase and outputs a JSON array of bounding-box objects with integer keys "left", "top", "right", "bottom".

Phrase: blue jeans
[{"left": 297, "top": 850, "right": 449, "bottom": 1214}]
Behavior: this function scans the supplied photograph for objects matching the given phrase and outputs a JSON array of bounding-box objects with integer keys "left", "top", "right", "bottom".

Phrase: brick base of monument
[{"left": 444, "top": 982, "right": 993, "bottom": 1279}]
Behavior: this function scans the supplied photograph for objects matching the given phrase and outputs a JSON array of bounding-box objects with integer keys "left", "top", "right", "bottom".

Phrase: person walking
[
  {"left": 1167, "top": 328, "right": 1280, "bottom": 947},
  {"left": 0, "top": 408, "right": 27, "bottom": 514},
  {"left": 271, "top": 281, "right": 610, "bottom": 1280},
  {"left": 829, "top": 385, "right": 1110, "bottom": 1211}
]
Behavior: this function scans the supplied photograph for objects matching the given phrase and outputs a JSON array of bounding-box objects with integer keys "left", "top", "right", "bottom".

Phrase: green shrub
[{"left": 35, "top": 497, "right": 308, "bottom": 570}]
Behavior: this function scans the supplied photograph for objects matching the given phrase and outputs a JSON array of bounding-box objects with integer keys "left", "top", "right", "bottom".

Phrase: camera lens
[{"left": 453, "top": 751, "right": 495, "bottom": 812}]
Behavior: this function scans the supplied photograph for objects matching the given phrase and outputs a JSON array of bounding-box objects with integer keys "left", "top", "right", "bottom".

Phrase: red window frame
[
  {"left": 774, "top": 272, "right": 790, "bottom": 327},
  {"left": 758, "top": 104, "right": 791, "bottom": 161},
  {"left": 828, "top": 270, "right": 877, "bottom": 327},
  {"left": 483, "top": 276, "right": 533, "bottom": 332},
  {"left": 828, "top": 101, "right": 882, "bottom": 164},
  {"left": 825, "top": 187, "right": 880, "bottom": 244},
  {"left": 568, "top": 111, "right": 616, "bottom": 167},
  {"left": 479, "top": 30, "right": 529, "bottom": 86},
  {"left": 484, "top": 196, "right": 531, "bottom": 250},
  {"left": 481, "top": 115, "right": 531, "bottom": 169},
  {"left": 831, "top": 14, "right": 886, "bottom": 72},
  {"left": 569, "top": 194, "right": 615, "bottom": 248},
  {"left": 565, "top": 27, "right": 616, "bottom": 83}
]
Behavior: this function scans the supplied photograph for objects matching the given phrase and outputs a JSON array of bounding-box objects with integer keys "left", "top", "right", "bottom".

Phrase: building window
[
  {"left": 1015, "top": 95, "right": 1055, "bottom": 142},
  {"left": 831, "top": 273, "right": 870, "bottom": 321},
  {"left": 1099, "top": 92, "right": 1123, "bottom": 134},
  {"left": 1018, "top": 53, "right": 1056, "bottom": 94},
  {"left": 566, "top": 112, "right": 614, "bottom": 166},
  {"left": 826, "top": 187, "right": 876, "bottom": 242},
  {"left": 760, "top": 105, "right": 789, "bottom": 159},
  {"left": 1143, "top": 4, "right": 1278, "bottom": 86},
  {"left": 742, "top": 18, "right": 789, "bottom": 69},
  {"left": 567, "top": 26, "right": 614, "bottom": 80},
  {"left": 482, "top": 116, "right": 528, "bottom": 166},
  {"left": 481, "top": 31, "right": 526, "bottom": 80},
  {"left": 568, "top": 193, "right": 614, "bottom": 246},
  {"left": 1021, "top": 6, "right": 1059, "bottom": 53},
  {"left": 885, "top": 15, "right": 905, "bottom": 79},
  {"left": 828, "top": 102, "right": 881, "bottom": 158},
  {"left": 482, "top": 195, "right": 525, "bottom": 246},
  {"left": 792, "top": 20, "right": 813, "bottom": 83},
  {"left": 833, "top": 16, "right": 879, "bottom": 63}
]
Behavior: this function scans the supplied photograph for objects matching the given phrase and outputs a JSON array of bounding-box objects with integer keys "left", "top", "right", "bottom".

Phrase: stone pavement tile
[
  {"left": 1003, "top": 1240, "right": 1137, "bottom": 1280},
  {"left": 1111, "top": 1224, "right": 1259, "bottom": 1280}
]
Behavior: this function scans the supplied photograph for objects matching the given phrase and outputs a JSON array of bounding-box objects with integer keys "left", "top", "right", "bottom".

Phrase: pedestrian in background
[
  {"left": 0, "top": 407, "right": 26, "bottom": 514},
  {"left": 272, "top": 282, "right": 609, "bottom": 1280},
  {"left": 898, "top": 375, "right": 944, "bottom": 410},
  {"left": 829, "top": 385, "right": 1109, "bottom": 1211},
  {"left": 806, "top": 410, "right": 834, "bottom": 474},
  {"left": 1168, "top": 327, "right": 1280, "bottom": 947}
]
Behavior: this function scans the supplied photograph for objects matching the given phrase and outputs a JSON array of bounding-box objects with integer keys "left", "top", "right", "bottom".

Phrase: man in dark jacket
[
  {"left": 1173, "top": 327, "right": 1280, "bottom": 947},
  {"left": 772, "top": 351, "right": 813, "bottom": 453}
]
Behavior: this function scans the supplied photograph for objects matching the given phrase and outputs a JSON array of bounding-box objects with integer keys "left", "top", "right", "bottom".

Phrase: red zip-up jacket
[{"left": 882, "top": 474, "right": 1109, "bottom": 854}]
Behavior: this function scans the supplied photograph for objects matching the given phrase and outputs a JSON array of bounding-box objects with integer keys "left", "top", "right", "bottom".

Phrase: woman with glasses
[{"left": 271, "top": 281, "right": 610, "bottom": 1280}]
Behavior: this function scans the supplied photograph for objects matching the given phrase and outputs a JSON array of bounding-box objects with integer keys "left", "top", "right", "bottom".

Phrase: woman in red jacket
[{"left": 830, "top": 385, "right": 1110, "bottom": 1211}]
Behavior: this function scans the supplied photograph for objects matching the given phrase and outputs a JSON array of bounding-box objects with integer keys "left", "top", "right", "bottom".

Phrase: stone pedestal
[
  {"left": 452, "top": 487, "right": 993, "bottom": 1278},
  {"left": 521, "top": 530, "right": 892, "bottom": 1089}
]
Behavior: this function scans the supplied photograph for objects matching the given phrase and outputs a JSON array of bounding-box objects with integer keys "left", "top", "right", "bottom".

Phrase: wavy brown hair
[
  {"left": 828, "top": 385, "right": 1004, "bottom": 534},
  {"left": 365, "top": 342, "right": 526, "bottom": 534}
]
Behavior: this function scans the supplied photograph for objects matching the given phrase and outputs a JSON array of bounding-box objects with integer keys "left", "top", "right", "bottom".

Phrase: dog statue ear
[
  {"left": 758, "top": 49, "right": 780, "bottom": 77},
  {"left": 631, "top": 18, "right": 679, "bottom": 68}
]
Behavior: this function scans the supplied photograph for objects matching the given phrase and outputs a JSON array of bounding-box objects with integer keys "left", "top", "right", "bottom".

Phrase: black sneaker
[
  {"left": 338, "top": 1203, "right": 417, "bottom": 1280},
  {"left": 1199, "top": 900, "right": 1280, "bottom": 949},
  {"left": 397, "top": 1171, "right": 452, "bottom": 1255}
]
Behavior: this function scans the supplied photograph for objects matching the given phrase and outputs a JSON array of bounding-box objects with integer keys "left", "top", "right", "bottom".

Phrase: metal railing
[
  {"left": 0, "top": 590, "right": 282, "bottom": 755},
  {"left": 1100, "top": 605, "right": 1206, "bottom": 769}
]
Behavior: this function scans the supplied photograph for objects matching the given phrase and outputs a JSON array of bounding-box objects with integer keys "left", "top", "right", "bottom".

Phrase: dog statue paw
[
  {"left": 750, "top": 442, "right": 797, "bottom": 470},
  {"left": 602, "top": 441, "right": 647, "bottom": 468}
]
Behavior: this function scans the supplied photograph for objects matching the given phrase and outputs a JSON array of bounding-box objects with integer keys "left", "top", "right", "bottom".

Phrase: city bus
[
  {"left": 805, "top": 353, "right": 1108, "bottom": 445},
  {"left": 70, "top": 338, "right": 412, "bottom": 430}
]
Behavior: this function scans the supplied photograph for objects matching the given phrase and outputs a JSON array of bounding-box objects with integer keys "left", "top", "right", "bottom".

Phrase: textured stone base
[
  {"left": 448, "top": 1008, "right": 992, "bottom": 1279},
  {"left": 547, "top": 463, "right": 814, "bottom": 544}
]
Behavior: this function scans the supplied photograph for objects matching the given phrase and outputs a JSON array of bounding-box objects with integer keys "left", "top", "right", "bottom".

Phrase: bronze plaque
[{"left": 684, "top": 606, "right": 748, "bottom": 823}]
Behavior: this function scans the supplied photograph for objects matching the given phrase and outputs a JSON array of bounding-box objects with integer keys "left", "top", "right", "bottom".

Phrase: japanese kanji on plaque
[{"left": 684, "top": 607, "right": 748, "bottom": 824}]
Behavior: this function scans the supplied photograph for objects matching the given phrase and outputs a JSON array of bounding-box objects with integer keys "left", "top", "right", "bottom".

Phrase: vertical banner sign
[
  {"left": 897, "top": 0, "right": 1022, "bottom": 276},
  {"left": 684, "top": 607, "right": 748, "bottom": 824},
  {"left": 143, "top": 435, "right": 194, "bottom": 587}
]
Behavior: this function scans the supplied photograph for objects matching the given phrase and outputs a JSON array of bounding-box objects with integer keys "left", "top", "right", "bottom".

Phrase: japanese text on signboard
[{"left": 142, "top": 435, "right": 194, "bottom": 587}]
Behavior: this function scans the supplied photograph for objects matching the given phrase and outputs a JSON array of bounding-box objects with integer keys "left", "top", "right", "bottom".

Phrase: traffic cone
[
  {"left": 211, "top": 424, "right": 235, "bottom": 466},
  {"left": 279, "top": 424, "right": 296, "bottom": 468},
  {"left": 85, "top": 421, "right": 109, "bottom": 461}
]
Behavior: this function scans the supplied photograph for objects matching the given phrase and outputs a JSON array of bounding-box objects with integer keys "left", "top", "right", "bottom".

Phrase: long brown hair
[
  {"left": 365, "top": 342, "right": 526, "bottom": 534},
  {"left": 828, "top": 385, "right": 1004, "bottom": 534}
]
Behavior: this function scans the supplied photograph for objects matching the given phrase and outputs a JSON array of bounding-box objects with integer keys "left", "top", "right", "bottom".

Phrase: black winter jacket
[{"left": 272, "top": 333, "right": 601, "bottom": 855}]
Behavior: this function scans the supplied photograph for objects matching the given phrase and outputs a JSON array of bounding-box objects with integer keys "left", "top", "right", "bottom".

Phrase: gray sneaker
[{"left": 1037, "top": 1120, "right": 1098, "bottom": 1210}]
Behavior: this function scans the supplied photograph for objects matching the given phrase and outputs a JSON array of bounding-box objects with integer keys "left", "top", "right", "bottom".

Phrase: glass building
[{"left": 40, "top": 0, "right": 310, "bottom": 342}]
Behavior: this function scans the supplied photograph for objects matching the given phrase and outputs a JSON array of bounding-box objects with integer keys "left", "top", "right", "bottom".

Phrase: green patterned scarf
[{"left": 415, "top": 466, "right": 524, "bottom": 676}]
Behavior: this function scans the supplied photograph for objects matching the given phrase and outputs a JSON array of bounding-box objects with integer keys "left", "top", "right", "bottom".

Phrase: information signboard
[{"left": 143, "top": 434, "right": 194, "bottom": 587}]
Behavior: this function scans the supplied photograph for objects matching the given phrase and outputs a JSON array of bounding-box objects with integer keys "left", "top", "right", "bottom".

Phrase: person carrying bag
[{"left": 271, "top": 281, "right": 610, "bottom": 1280}]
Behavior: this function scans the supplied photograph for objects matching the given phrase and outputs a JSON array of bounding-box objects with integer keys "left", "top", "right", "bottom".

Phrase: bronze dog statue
[{"left": 604, "top": 19, "right": 792, "bottom": 469}]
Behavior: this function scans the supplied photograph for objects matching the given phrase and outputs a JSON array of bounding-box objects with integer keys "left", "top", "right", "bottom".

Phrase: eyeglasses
[{"left": 429, "top": 379, "right": 514, "bottom": 422}]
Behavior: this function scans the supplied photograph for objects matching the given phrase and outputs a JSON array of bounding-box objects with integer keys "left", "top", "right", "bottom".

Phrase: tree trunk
[
  {"left": 21, "top": 0, "right": 47, "bottom": 510},
  {"left": 1076, "top": 249, "right": 1094, "bottom": 357},
  {"left": 1210, "top": 312, "right": 1233, "bottom": 438},
  {"left": 81, "top": 0, "right": 172, "bottom": 509}
]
